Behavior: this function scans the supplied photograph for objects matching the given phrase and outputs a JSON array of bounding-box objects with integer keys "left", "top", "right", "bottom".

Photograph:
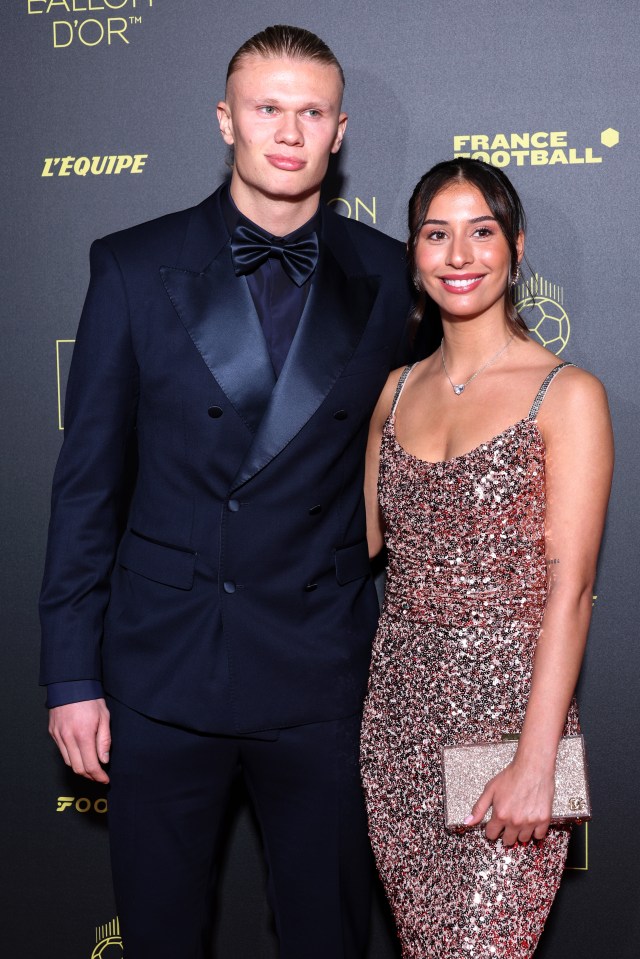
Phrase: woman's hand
[{"left": 464, "top": 759, "right": 555, "bottom": 846}]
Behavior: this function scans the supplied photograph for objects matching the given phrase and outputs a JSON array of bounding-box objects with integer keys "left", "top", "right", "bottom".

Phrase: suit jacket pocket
[
  {"left": 118, "top": 529, "right": 196, "bottom": 590},
  {"left": 334, "top": 540, "right": 371, "bottom": 585}
]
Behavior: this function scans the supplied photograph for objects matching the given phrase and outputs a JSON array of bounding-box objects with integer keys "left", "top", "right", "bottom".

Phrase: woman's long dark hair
[{"left": 408, "top": 158, "right": 529, "bottom": 357}]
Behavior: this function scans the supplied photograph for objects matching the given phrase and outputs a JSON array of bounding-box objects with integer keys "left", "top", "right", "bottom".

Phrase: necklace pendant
[{"left": 453, "top": 384, "right": 465, "bottom": 395}]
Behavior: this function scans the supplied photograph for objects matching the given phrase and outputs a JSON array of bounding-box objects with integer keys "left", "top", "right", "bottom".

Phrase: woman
[{"left": 360, "top": 158, "right": 613, "bottom": 957}]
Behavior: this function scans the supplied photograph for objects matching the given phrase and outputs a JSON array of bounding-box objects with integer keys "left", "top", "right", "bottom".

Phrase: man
[{"left": 40, "top": 25, "right": 410, "bottom": 959}]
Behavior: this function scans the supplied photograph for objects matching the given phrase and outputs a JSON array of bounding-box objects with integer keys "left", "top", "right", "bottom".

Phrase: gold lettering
[
  {"left": 91, "top": 155, "right": 108, "bottom": 174},
  {"left": 114, "top": 155, "right": 133, "bottom": 174},
  {"left": 104, "top": 0, "right": 129, "bottom": 8},
  {"left": 78, "top": 17, "right": 104, "bottom": 45},
  {"left": 355, "top": 196, "right": 376, "bottom": 224},
  {"left": 27, "top": 0, "right": 46, "bottom": 13},
  {"left": 48, "top": 0, "right": 71, "bottom": 10},
  {"left": 131, "top": 153, "right": 148, "bottom": 173},
  {"left": 453, "top": 131, "right": 607, "bottom": 169},
  {"left": 107, "top": 16, "right": 128, "bottom": 43},
  {"left": 470, "top": 135, "right": 489, "bottom": 151},
  {"left": 58, "top": 155, "right": 74, "bottom": 175},
  {"left": 41, "top": 154, "right": 149, "bottom": 176},
  {"left": 490, "top": 134, "right": 510, "bottom": 151},
  {"left": 530, "top": 132, "right": 548, "bottom": 149},
  {"left": 75, "top": 797, "right": 91, "bottom": 812},
  {"left": 52, "top": 20, "right": 73, "bottom": 46},
  {"left": 327, "top": 197, "right": 352, "bottom": 218},
  {"left": 548, "top": 149, "right": 568, "bottom": 165},
  {"left": 490, "top": 150, "right": 510, "bottom": 168}
]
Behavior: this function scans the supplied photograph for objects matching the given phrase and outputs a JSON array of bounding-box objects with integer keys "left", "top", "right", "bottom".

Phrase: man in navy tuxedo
[{"left": 40, "top": 24, "right": 410, "bottom": 959}]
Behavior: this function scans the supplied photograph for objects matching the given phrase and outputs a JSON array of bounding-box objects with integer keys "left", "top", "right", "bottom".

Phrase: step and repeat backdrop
[{"left": 2, "top": 1, "right": 638, "bottom": 956}]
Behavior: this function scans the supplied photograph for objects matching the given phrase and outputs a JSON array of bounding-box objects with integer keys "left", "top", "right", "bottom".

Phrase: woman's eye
[{"left": 474, "top": 227, "right": 493, "bottom": 238}]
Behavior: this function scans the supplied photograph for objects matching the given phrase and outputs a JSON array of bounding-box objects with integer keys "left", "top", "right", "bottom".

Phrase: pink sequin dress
[{"left": 360, "top": 363, "right": 579, "bottom": 958}]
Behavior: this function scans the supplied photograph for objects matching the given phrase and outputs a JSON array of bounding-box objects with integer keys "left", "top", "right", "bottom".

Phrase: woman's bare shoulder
[{"left": 541, "top": 361, "right": 608, "bottom": 412}]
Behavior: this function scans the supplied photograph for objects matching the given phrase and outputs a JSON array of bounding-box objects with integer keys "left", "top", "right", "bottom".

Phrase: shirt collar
[{"left": 221, "top": 182, "right": 321, "bottom": 242}]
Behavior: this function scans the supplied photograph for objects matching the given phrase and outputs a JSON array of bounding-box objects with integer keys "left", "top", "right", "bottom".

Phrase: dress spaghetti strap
[
  {"left": 390, "top": 365, "right": 416, "bottom": 417},
  {"left": 527, "top": 362, "right": 576, "bottom": 420}
]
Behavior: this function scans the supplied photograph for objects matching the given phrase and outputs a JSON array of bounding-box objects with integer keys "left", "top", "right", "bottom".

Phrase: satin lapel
[
  {"left": 161, "top": 244, "right": 276, "bottom": 435},
  {"left": 231, "top": 243, "right": 380, "bottom": 490}
]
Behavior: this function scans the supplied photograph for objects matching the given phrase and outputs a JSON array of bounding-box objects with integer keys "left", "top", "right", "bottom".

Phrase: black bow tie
[{"left": 230, "top": 222, "right": 319, "bottom": 287}]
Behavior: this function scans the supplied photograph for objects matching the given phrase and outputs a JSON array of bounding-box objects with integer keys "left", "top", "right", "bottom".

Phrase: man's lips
[
  {"left": 439, "top": 274, "right": 484, "bottom": 293},
  {"left": 265, "top": 154, "right": 306, "bottom": 171}
]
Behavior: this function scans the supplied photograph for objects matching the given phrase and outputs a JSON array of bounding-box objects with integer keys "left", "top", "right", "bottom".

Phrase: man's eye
[{"left": 260, "top": 106, "right": 277, "bottom": 115}]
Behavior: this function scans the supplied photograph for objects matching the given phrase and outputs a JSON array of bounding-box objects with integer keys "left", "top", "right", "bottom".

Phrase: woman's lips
[{"left": 439, "top": 274, "right": 484, "bottom": 294}]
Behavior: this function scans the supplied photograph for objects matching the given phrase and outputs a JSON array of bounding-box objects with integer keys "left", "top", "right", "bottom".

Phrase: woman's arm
[
  {"left": 467, "top": 367, "right": 614, "bottom": 845},
  {"left": 365, "top": 369, "right": 404, "bottom": 559}
]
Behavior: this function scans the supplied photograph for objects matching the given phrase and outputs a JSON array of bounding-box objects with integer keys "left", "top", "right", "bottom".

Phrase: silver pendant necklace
[{"left": 440, "top": 334, "right": 514, "bottom": 396}]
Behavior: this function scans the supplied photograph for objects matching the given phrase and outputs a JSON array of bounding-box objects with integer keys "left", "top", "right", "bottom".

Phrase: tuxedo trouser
[{"left": 107, "top": 697, "right": 374, "bottom": 959}]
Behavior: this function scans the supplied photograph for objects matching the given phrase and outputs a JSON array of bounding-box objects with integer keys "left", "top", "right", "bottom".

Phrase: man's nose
[{"left": 275, "top": 113, "right": 304, "bottom": 146}]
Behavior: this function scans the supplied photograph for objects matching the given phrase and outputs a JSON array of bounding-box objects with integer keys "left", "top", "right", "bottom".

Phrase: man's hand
[{"left": 48, "top": 699, "right": 111, "bottom": 784}]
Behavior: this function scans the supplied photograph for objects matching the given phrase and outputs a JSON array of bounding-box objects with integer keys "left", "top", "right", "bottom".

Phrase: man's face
[{"left": 217, "top": 55, "right": 347, "bottom": 218}]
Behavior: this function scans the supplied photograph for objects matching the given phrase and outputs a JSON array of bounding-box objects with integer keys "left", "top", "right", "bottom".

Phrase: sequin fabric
[{"left": 360, "top": 365, "right": 578, "bottom": 958}]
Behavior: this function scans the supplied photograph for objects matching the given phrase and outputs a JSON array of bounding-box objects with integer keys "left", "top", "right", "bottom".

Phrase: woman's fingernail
[{"left": 464, "top": 815, "right": 474, "bottom": 825}]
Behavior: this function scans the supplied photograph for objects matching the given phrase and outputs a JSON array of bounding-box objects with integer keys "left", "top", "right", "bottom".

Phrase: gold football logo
[
  {"left": 515, "top": 274, "right": 570, "bottom": 355},
  {"left": 91, "top": 919, "right": 123, "bottom": 958}
]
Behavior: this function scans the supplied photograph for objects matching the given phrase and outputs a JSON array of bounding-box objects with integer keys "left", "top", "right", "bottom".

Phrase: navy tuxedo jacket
[{"left": 40, "top": 187, "right": 411, "bottom": 734}]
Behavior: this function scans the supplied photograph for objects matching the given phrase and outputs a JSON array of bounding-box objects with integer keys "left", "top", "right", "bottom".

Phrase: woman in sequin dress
[{"left": 360, "top": 159, "right": 613, "bottom": 957}]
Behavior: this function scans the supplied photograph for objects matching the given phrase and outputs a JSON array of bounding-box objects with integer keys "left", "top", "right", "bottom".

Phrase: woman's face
[{"left": 415, "top": 181, "right": 521, "bottom": 325}]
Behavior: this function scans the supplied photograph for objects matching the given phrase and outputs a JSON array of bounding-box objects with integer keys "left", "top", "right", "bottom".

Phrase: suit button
[
  {"left": 333, "top": 409, "right": 348, "bottom": 420},
  {"left": 308, "top": 505, "right": 322, "bottom": 516},
  {"left": 223, "top": 581, "right": 236, "bottom": 594},
  {"left": 208, "top": 406, "right": 223, "bottom": 418},
  {"left": 228, "top": 499, "right": 240, "bottom": 512},
  {"left": 304, "top": 583, "right": 318, "bottom": 592}
]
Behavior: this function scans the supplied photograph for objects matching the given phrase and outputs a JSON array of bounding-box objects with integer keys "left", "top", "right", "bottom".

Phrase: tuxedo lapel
[
  {"left": 231, "top": 234, "right": 380, "bottom": 491},
  {"left": 160, "top": 194, "right": 276, "bottom": 435},
  {"left": 162, "top": 195, "right": 381, "bottom": 486}
]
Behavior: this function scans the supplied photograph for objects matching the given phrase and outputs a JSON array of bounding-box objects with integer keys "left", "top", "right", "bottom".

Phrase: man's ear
[
  {"left": 217, "top": 101, "right": 234, "bottom": 146},
  {"left": 331, "top": 113, "right": 348, "bottom": 154}
]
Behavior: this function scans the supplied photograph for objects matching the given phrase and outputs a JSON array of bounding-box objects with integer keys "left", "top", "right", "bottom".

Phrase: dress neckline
[{"left": 387, "top": 414, "right": 544, "bottom": 467}]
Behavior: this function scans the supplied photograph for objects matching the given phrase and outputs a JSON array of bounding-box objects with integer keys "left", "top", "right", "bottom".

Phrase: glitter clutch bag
[{"left": 441, "top": 734, "right": 591, "bottom": 830}]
